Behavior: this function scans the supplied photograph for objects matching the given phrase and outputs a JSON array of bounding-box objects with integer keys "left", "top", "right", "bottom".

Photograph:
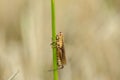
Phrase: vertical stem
[{"left": 51, "top": 0, "right": 58, "bottom": 80}]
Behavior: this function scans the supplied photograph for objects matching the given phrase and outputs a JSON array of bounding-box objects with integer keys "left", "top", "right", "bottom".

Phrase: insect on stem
[{"left": 49, "top": 32, "right": 66, "bottom": 72}]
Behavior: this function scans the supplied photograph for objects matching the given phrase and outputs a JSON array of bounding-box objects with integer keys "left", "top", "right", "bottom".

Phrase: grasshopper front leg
[{"left": 51, "top": 41, "right": 57, "bottom": 48}]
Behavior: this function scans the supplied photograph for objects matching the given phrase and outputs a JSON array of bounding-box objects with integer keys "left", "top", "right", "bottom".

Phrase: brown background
[{"left": 0, "top": 0, "right": 120, "bottom": 80}]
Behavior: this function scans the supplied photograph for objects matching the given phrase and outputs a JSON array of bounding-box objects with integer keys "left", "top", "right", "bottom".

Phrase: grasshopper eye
[{"left": 56, "top": 35, "right": 59, "bottom": 40}]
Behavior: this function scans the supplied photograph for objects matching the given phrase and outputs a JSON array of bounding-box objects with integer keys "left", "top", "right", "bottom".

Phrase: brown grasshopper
[{"left": 49, "top": 32, "right": 66, "bottom": 71}]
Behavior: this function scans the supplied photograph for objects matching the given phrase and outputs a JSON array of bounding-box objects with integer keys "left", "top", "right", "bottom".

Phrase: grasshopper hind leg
[{"left": 48, "top": 65, "right": 64, "bottom": 72}]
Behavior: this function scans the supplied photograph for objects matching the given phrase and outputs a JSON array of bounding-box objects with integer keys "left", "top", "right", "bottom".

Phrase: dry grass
[{"left": 0, "top": 0, "right": 120, "bottom": 80}]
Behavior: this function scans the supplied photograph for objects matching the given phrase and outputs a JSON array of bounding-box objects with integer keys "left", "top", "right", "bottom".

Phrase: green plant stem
[{"left": 51, "top": 0, "right": 58, "bottom": 80}]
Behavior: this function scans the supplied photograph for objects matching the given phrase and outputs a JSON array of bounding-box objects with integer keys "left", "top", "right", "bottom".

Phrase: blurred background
[{"left": 0, "top": 0, "right": 120, "bottom": 80}]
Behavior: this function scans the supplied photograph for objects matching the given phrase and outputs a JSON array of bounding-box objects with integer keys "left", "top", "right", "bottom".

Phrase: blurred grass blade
[{"left": 8, "top": 70, "right": 19, "bottom": 80}]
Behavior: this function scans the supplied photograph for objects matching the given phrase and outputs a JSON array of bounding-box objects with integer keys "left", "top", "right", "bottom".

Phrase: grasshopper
[{"left": 49, "top": 32, "right": 66, "bottom": 71}]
